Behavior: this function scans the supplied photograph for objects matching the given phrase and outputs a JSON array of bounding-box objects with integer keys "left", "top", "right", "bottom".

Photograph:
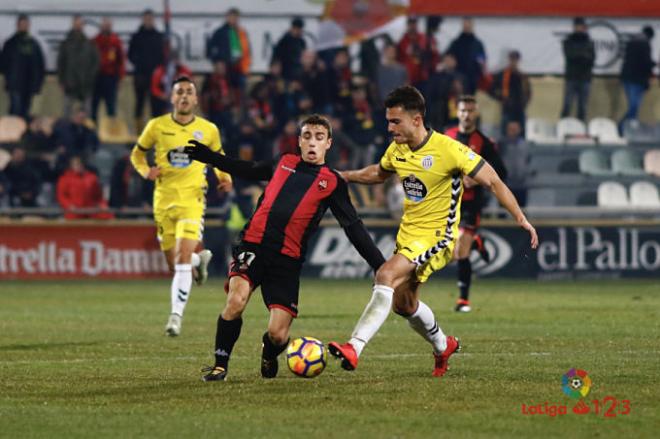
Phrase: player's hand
[
  {"left": 146, "top": 167, "right": 161, "bottom": 181},
  {"left": 217, "top": 179, "right": 233, "bottom": 193},
  {"left": 521, "top": 220, "right": 539, "bottom": 249},
  {"left": 183, "top": 140, "right": 217, "bottom": 164}
]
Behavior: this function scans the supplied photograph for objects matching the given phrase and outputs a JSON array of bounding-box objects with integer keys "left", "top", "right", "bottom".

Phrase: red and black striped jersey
[{"left": 444, "top": 127, "right": 507, "bottom": 205}]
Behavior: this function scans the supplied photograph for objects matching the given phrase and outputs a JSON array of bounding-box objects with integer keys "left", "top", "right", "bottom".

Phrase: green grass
[{"left": 1, "top": 278, "right": 658, "bottom": 438}]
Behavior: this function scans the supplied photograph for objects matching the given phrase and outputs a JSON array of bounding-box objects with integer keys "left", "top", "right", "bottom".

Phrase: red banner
[
  {"left": 410, "top": 0, "right": 660, "bottom": 17},
  {"left": 0, "top": 224, "right": 169, "bottom": 279}
]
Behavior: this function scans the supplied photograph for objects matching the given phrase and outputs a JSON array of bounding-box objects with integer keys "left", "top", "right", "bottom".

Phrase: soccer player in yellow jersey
[
  {"left": 329, "top": 86, "right": 538, "bottom": 376},
  {"left": 130, "top": 76, "right": 232, "bottom": 336}
]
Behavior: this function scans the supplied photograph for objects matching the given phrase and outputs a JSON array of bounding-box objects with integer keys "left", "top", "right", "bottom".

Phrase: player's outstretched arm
[
  {"left": 472, "top": 162, "right": 539, "bottom": 249},
  {"left": 183, "top": 140, "right": 273, "bottom": 181},
  {"left": 340, "top": 164, "right": 393, "bottom": 185}
]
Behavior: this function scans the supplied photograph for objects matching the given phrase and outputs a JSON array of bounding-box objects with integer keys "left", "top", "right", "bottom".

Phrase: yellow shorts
[
  {"left": 394, "top": 227, "right": 455, "bottom": 283},
  {"left": 153, "top": 189, "right": 206, "bottom": 251}
]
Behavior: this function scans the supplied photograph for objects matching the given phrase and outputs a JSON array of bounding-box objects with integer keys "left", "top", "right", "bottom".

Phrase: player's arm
[
  {"left": 183, "top": 140, "right": 273, "bottom": 181},
  {"left": 328, "top": 178, "right": 386, "bottom": 271},
  {"left": 131, "top": 120, "right": 160, "bottom": 180},
  {"left": 470, "top": 161, "right": 538, "bottom": 249},
  {"left": 208, "top": 125, "right": 233, "bottom": 190},
  {"left": 341, "top": 164, "right": 393, "bottom": 185}
]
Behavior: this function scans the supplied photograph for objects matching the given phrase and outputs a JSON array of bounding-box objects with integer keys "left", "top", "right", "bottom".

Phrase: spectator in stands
[
  {"left": 57, "top": 155, "right": 112, "bottom": 220},
  {"left": 620, "top": 26, "right": 656, "bottom": 130},
  {"left": 447, "top": 17, "right": 486, "bottom": 95},
  {"left": 490, "top": 50, "right": 531, "bottom": 136},
  {"left": 0, "top": 167, "right": 9, "bottom": 208},
  {"left": 4, "top": 147, "right": 41, "bottom": 207},
  {"left": 425, "top": 53, "right": 463, "bottom": 132},
  {"left": 275, "top": 119, "right": 299, "bottom": 156},
  {"left": 300, "top": 50, "right": 331, "bottom": 114},
  {"left": 150, "top": 51, "right": 192, "bottom": 117},
  {"left": 128, "top": 9, "right": 164, "bottom": 131},
  {"left": 328, "top": 116, "right": 360, "bottom": 170},
  {"left": 397, "top": 16, "right": 438, "bottom": 91},
  {"left": 19, "top": 116, "right": 56, "bottom": 182},
  {"left": 271, "top": 17, "right": 306, "bottom": 81},
  {"left": 377, "top": 43, "right": 408, "bottom": 106},
  {"left": 328, "top": 49, "right": 353, "bottom": 114},
  {"left": 206, "top": 8, "right": 251, "bottom": 102},
  {"left": 560, "top": 17, "right": 595, "bottom": 121},
  {"left": 52, "top": 104, "right": 99, "bottom": 169},
  {"left": 109, "top": 149, "right": 153, "bottom": 212},
  {"left": 0, "top": 14, "right": 45, "bottom": 119},
  {"left": 246, "top": 81, "right": 276, "bottom": 139},
  {"left": 92, "top": 17, "right": 125, "bottom": 122},
  {"left": 57, "top": 14, "right": 99, "bottom": 117},
  {"left": 201, "top": 60, "right": 236, "bottom": 143},
  {"left": 499, "top": 121, "right": 531, "bottom": 207}
]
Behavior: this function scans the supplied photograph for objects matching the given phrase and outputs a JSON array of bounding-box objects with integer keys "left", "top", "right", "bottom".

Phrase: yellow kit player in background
[{"left": 131, "top": 76, "right": 232, "bottom": 336}]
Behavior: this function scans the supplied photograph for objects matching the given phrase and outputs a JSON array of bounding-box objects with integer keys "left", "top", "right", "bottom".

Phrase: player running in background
[
  {"left": 328, "top": 86, "right": 537, "bottom": 376},
  {"left": 130, "top": 76, "right": 232, "bottom": 336},
  {"left": 445, "top": 95, "right": 507, "bottom": 312},
  {"left": 182, "top": 114, "right": 385, "bottom": 382}
]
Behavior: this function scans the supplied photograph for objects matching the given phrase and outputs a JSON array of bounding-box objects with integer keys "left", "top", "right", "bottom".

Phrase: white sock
[
  {"left": 171, "top": 264, "right": 193, "bottom": 316},
  {"left": 406, "top": 301, "right": 447, "bottom": 354},
  {"left": 348, "top": 284, "right": 394, "bottom": 357},
  {"left": 191, "top": 253, "right": 201, "bottom": 268}
]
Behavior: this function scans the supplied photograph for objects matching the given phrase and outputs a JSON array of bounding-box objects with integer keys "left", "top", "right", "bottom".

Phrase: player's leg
[
  {"left": 259, "top": 252, "right": 300, "bottom": 378},
  {"left": 261, "top": 309, "right": 294, "bottom": 378},
  {"left": 454, "top": 228, "right": 474, "bottom": 313},
  {"left": 329, "top": 254, "right": 414, "bottom": 370},
  {"left": 203, "top": 275, "right": 254, "bottom": 381}
]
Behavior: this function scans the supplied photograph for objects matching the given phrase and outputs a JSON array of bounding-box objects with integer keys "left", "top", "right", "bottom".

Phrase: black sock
[
  {"left": 457, "top": 258, "right": 472, "bottom": 301},
  {"left": 262, "top": 332, "right": 288, "bottom": 360},
  {"left": 214, "top": 316, "right": 243, "bottom": 369}
]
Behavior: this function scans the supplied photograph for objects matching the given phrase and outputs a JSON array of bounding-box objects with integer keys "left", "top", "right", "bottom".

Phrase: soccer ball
[{"left": 286, "top": 337, "right": 327, "bottom": 378}]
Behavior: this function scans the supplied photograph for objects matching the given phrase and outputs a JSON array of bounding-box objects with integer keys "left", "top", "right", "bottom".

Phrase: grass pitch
[{"left": 1, "top": 278, "right": 658, "bottom": 438}]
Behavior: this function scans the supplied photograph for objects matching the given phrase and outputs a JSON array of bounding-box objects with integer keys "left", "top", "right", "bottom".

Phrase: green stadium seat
[
  {"left": 579, "top": 150, "right": 614, "bottom": 176},
  {"left": 611, "top": 149, "right": 645, "bottom": 176}
]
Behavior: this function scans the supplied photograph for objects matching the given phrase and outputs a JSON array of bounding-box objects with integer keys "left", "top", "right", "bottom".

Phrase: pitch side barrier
[{"left": 0, "top": 213, "right": 658, "bottom": 280}]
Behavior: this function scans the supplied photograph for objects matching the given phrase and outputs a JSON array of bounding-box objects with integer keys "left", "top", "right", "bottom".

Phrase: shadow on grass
[{"left": 0, "top": 341, "right": 103, "bottom": 351}]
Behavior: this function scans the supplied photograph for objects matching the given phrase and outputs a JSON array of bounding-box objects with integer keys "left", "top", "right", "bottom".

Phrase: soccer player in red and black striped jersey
[
  {"left": 445, "top": 95, "right": 507, "bottom": 312},
  {"left": 183, "top": 114, "right": 385, "bottom": 381}
]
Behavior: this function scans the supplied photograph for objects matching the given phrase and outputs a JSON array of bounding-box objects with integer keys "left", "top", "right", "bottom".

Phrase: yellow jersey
[
  {"left": 380, "top": 130, "right": 485, "bottom": 237},
  {"left": 130, "top": 113, "right": 231, "bottom": 192}
]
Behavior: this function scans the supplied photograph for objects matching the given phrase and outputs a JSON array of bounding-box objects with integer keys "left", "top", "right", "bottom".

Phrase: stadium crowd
[{"left": 0, "top": 10, "right": 657, "bottom": 217}]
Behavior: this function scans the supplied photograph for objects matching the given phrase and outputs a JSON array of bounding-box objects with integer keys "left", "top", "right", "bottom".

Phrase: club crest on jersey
[
  {"left": 167, "top": 148, "right": 191, "bottom": 168},
  {"left": 193, "top": 130, "right": 204, "bottom": 140},
  {"left": 421, "top": 155, "right": 433, "bottom": 169},
  {"left": 402, "top": 174, "right": 428, "bottom": 202},
  {"left": 318, "top": 179, "right": 328, "bottom": 191}
]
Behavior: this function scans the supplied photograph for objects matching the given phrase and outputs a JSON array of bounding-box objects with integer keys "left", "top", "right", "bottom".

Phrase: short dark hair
[
  {"left": 292, "top": 17, "right": 304, "bottom": 29},
  {"left": 457, "top": 95, "right": 477, "bottom": 105},
  {"left": 384, "top": 85, "right": 426, "bottom": 117},
  {"left": 17, "top": 13, "right": 28, "bottom": 23},
  {"left": 573, "top": 17, "right": 586, "bottom": 26},
  {"left": 171, "top": 76, "right": 194, "bottom": 88},
  {"left": 299, "top": 114, "right": 332, "bottom": 138},
  {"left": 643, "top": 25, "right": 655, "bottom": 40}
]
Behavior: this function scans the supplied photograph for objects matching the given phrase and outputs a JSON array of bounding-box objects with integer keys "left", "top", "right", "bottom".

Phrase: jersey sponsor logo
[
  {"left": 402, "top": 174, "right": 428, "bottom": 202},
  {"left": 167, "top": 148, "right": 191, "bottom": 168},
  {"left": 421, "top": 155, "right": 433, "bottom": 169},
  {"left": 281, "top": 165, "right": 296, "bottom": 173},
  {"left": 318, "top": 179, "right": 328, "bottom": 190},
  {"left": 395, "top": 156, "right": 406, "bottom": 162},
  {"left": 193, "top": 130, "right": 204, "bottom": 140}
]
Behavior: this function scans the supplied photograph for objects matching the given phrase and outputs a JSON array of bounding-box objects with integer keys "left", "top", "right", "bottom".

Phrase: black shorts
[
  {"left": 227, "top": 242, "right": 302, "bottom": 317},
  {"left": 459, "top": 199, "right": 482, "bottom": 234}
]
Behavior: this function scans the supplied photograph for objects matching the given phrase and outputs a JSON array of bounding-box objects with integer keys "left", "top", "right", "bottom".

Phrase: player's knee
[
  {"left": 392, "top": 301, "right": 415, "bottom": 317},
  {"left": 224, "top": 293, "right": 248, "bottom": 318},
  {"left": 267, "top": 326, "right": 289, "bottom": 346},
  {"left": 375, "top": 265, "right": 395, "bottom": 286}
]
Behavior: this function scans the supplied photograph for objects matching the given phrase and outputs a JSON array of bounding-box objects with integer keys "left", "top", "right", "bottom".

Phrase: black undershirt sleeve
[
  {"left": 206, "top": 153, "right": 275, "bottom": 181},
  {"left": 328, "top": 177, "right": 386, "bottom": 272}
]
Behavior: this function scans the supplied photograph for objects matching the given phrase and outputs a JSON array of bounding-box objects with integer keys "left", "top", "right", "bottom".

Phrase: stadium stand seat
[
  {"left": 622, "top": 120, "right": 656, "bottom": 144},
  {"left": 527, "top": 188, "right": 557, "bottom": 207},
  {"left": 611, "top": 149, "right": 645, "bottom": 176},
  {"left": 557, "top": 117, "right": 595, "bottom": 145},
  {"left": 98, "top": 116, "right": 135, "bottom": 144},
  {"left": 525, "top": 118, "right": 559, "bottom": 145},
  {"left": 588, "top": 117, "right": 627, "bottom": 145},
  {"left": 597, "top": 181, "right": 629, "bottom": 207},
  {"left": 643, "top": 150, "right": 660, "bottom": 177},
  {"left": 0, "top": 116, "right": 28, "bottom": 144},
  {"left": 579, "top": 150, "right": 614, "bottom": 176},
  {"left": 629, "top": 181, "right": 660, "bottom": 208}
]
